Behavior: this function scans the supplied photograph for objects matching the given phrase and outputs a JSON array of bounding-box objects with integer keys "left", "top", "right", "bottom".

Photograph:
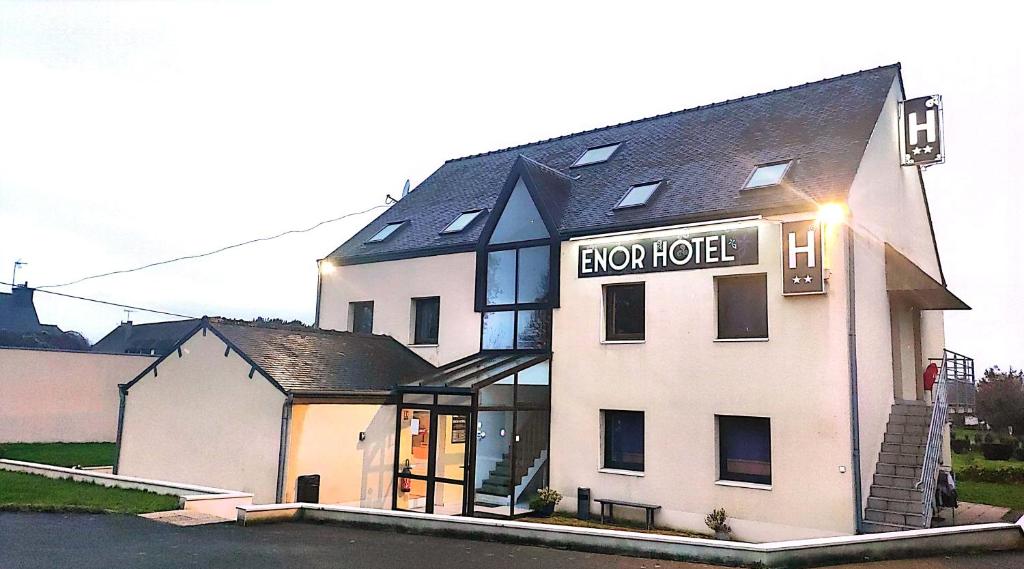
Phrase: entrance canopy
[
  {"left": 400, "top": 352, "right": 551, "bottom": 394},
  {"left": 885, "top": 244, "right": 969, "bottom": 311}
]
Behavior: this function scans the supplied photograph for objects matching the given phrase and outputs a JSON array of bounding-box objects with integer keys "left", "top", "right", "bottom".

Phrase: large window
[
  {"left": 482, "top": 310, "right": 551, "bottom": 350},
  {"left": 486, "top": 246, "right": 549, "bottom": 306},
  {"left": 605, "top": 283, "right": 645, "bottom": 341},
  {"left": 603, "top": 410, "right": 644, "bottom": 472},
  {"left": 413, "top": 297, "right": 440, "bottom": 345},
  {"left": 716, "top": 274, "right": 768, "bottom": 340},
  {"left": 349, "top": 301, "right": 374, "bottom": 334},
  {"left": 718, "top": 415, "right": 772, "bottom": 485}
]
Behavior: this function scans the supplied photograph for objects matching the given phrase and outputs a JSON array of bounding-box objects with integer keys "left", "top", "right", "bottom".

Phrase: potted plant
[
  {"left": 529, "top": 488, "right": 562, "bottom": 517},
  {"left": 705, "top": 508, "right": 732, "bottom": 540}
]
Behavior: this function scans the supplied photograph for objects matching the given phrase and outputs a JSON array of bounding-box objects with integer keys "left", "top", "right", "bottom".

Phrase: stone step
[
  {"left": 886, "top": 423, "right": 929, "bottom": 435},
  {"left": 887, "top": 413, "right": 932, "bottom": 426},
  {"left": 878, "top": 452, "right": 925, "bottom": 466},
  {"left": 865, "top": 508, "right": 925, "bottom": 527},
  {"left": 875, "top": 463, "right": 924, "bottom": 478},
  {"left": 870, "top": 484, "right": 924, "bottom": 501},
  {"left": 884, "top": 433, "right": 928, "bottom": 445},
  {"left": 891, "top": 403, "right": 933, "bottom": 416},
  {"left": 873, "top": 473, "right": 919, "bottom": 489},
  {"left": 881, "top": 442, "right": 928, "bottom": 456},
  {"left": 867, "top": 496, "right": 924, "bottom": 514},
  {"left": 862, "top": 520, "right": 919, "bottom": 534}
]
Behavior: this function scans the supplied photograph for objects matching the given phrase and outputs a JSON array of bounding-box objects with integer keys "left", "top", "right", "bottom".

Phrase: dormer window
[
  {"left": 571, "top": 143, "right": 622, "bottom": 167},
  {"left": 743, "top": 161, "right": 792, "bottom": 190},
  {"left": 614, "top": 181, "right": 662, "bottom": 209},
  {"left": 366, "top": 221, "right": 405, "bottom": 243},
  {"left": 441, "top": 210, "right": 484, "bottom": 234}
]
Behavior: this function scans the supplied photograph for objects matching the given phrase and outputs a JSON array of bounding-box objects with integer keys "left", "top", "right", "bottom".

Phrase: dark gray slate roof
[
  {"left": 210, "top": 319, "right": 435, "bottom": 393},
  {"left": 327, "top": 64, "right": 899, "bottom": 265},
  {"left": 0, "top": 287, "right": 62, "bottom": 334},
  {"left": 92, "top": 319, "right": 200, "bottom": 355}
]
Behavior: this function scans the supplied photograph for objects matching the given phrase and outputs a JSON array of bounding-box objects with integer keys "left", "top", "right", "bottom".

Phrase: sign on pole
[{"left": 899, "top": 95, "right": 944, "bottom": 167}]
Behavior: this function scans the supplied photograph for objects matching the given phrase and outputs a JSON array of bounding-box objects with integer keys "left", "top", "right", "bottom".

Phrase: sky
[{"left": 0, "top": 1, "right": 1021, "bottom": 372}]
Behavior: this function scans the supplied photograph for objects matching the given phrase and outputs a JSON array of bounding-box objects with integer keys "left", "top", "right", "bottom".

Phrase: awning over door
[
  {"left": 885, "top": 244, "right": 969, "bottom": 310},
  {"left": 400, "top": 352, "right": 551, "bottom": 393}
]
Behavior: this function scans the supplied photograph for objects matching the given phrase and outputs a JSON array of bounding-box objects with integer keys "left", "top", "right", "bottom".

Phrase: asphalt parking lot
[{"left": 1, "top": 512, "right": 1022, "bottom": 569}]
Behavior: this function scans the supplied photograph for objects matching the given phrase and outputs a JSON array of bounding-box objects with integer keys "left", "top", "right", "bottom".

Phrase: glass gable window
[
  {"left": 716, "top": 274, "right": 768, "bottom": 340},
  {"left": 413, "top": 297, "right": 440, "bottom": 345},
  {"left": 367, "top": 222, "right": 405, "bottom": 243},
  {"left": 482, "top": 311, "right": 515, "bottom": 350},
  {"left": 489, "top": 179, "right": 549, "bottom": 244},
  {"left": 718, "top": 415, "right": 772, "bottom": 485},
  {"left": 349, "top": 301, "right": 373, "bottom": 334},
  {"left": 744, "top": 162, "right": 791, "bottom": 189},
  {"left": 614, "top": 181, "right": 661, "bottom": 209},
  {"left": 605, "top": 283, "right": 645, "bottom": 341},
  {"left": 486, "top": 246, "right": 549, "bottom": 306},
  {"left": 571, "top": 143, "right": 621, "bottom": 167},
  {"left": 603, "top": 410, "right": 644, "bottom": 472},
  {"left": 442, "top": 210, "right": 484, "bottom": 234}
]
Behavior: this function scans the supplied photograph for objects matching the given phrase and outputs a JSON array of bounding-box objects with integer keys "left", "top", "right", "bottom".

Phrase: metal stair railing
[{"left": 916, "top": 349, "right": 952, "bottom": 527}]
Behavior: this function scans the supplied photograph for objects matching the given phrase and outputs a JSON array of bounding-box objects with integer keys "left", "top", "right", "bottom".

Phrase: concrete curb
[
  {"left": 1, "top": 459, "right": 252, "bottom": 519},
  {"left": 237, "top": 503, "right": 1024, "bottom": 568}
]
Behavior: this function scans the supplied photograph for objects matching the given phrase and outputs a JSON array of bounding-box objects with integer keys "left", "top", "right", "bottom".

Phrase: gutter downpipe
[
  {"left": 314, "top": 260, "right": 323, "bottom": 329},
  {"left": 846, "top": 223, "right": 864, "bottom": 533},
  {"left": 112, "top": 384, "right": 128, "bottom": 474},
  {"left": 275, "top": 394, "right": 294, "bottom": 503}
]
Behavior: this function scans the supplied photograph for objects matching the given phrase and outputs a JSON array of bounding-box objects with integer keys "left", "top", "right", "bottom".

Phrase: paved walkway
[
  {"left": 0, "top": 512, "right": 1021, "bottom": 569},
  {"left": 932, "top": 501, "right": 1012, "bottom": 527}
]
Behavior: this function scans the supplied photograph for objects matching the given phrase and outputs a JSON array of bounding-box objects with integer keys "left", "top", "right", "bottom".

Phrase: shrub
[
  {"left": 980, "top": 443, "right": 1015, "bottom": 461},
  {"left": 951, "top": 438, "right": 971, "bottom": 454},
  {"left": 528, "top": 487, "right": 562, "bottom": 510},
  {"left": 957, "top": 463, "right": 1024, "bottom": 483},
  {"left": 705, "top": 508, "right": 731, "bottom": 534}
]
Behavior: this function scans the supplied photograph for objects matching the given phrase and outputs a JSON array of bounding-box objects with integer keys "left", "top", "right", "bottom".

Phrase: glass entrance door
[{"left": 395, "top": 408, "right": 470, "bottom": 515}]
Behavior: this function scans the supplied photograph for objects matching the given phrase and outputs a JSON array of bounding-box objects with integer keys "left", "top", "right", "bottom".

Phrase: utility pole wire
[
  {"left": 37, "top": 202, "right": 390, "bottom": 289},
  {"left": 0, "top": 281, "right": 196, "bottom": 319}
]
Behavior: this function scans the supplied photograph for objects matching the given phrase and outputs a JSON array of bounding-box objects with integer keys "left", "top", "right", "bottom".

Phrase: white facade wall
[
  {"left": 117, "top": 330, "right": 287, "bottom": 503},
  {"left": 319, "top": 252, "right": 479, "bottom": 366},
  {"left": 0, "top": 348, "right": 155, "bottom": 443}
]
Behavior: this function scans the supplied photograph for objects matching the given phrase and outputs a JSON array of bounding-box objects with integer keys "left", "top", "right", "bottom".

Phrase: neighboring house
[
  {"left": 114, "top": 318, "right": 434, "bottom": 504},
  {"left": 0, "top": 286, "right": 63, "bottom": 336},
  {"left": 92, "top": 319, "right": 200, "bottom": 355},
  {"left": 312, "top": 64, "right": 973, "bottom": 540}
]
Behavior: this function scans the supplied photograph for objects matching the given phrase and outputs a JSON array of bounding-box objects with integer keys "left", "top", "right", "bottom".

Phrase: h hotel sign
[
  {"left": 782, "top": 220, "right": 825, "bottom": 295},
  {"left": 577, "top": 226, "right": 759, "bottom": 278},
  {"left": 899, "top": 95, "right": 944, "bottom": 167}
]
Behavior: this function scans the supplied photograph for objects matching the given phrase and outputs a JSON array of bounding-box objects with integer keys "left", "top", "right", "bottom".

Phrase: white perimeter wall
[
  {"left": 550, "top": 216, "right": 858, "bottom": 542},
  {"left": 318, "top": 252, "right": 479, "bottom": 366},
  {"left": 284, "top": 403, "right": 396, "bottom": 507},
  {"left": 0, "top": 348, "right": 155, "bottom": 443},
  {"left": 117, "top": 330, "right": 286, "bottom": 503}
]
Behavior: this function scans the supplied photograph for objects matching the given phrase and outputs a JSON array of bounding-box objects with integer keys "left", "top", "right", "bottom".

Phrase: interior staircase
[
  {"left": 863, "top": 400, "right": 932, "bottom": 532},
  {"left": 477, "top": 452, "right": 515, "bottom": 498}
]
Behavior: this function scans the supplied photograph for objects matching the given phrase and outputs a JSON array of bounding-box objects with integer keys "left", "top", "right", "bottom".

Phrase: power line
[
  {"left": 1, "top": 281, "right": 195, "bottom": 319},
  {"left": 38, "top": 202, "right": 390, "bottom": 289}
]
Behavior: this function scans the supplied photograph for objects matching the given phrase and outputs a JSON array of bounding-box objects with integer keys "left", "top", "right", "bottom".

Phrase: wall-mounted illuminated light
[
  {"left": 319, "top": 261, "right": 337, "bottom": 275},
  {"left": 817, "top": 203, "right": 847, "bottom": 226}
]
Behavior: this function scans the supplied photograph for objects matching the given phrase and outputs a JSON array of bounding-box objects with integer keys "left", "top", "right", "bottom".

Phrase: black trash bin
[
  {"left": 577, "top": 487, "right": 591, "bottom": 520},
  {"left": 297, "top": 474, "right": 320, "bottom": 504}
]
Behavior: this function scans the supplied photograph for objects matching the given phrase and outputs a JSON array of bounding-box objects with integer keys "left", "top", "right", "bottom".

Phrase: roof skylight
[
  {"left": 366, "top": 222, "right": 405, "bottom": 243},
  {"left": 744, "top": 161, "right": 792, "bottom": 189},
  {"left": 571, "top": 143, "right": 622, "bottom": 167},
  {"left": 614, "top": 181, "right": 662, "bottom": 209},
  {"left": 441, "top": 210, "right": 484, "bottom": 234}
]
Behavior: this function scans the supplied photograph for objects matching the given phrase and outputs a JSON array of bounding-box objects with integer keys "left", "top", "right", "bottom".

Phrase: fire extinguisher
[{"left": 400, "top": 460, "right": 412, "bottom": 493}]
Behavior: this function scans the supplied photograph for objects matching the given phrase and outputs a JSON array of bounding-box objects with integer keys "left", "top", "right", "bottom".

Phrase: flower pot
[
  {"left": 714, "top": 530, "right": 731, "bottom": 541},
  {"left": 533, "top": 503, "right": 555, "bottom": 517}
]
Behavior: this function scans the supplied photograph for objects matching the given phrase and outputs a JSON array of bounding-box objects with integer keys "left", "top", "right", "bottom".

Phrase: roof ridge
[
  {"left": 209, "top": 316, "right": 394, "bottom": 341},
  {"left": 518, "top": 154, "right": 573, "bottom": 181},
  {"left": 444, "top": 63, "right": 901, "bottom": 164}
]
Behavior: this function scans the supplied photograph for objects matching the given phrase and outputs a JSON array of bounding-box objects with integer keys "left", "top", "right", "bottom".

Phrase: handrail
[{"left": 916, "top": 349, "right": 952, "bottom": 527}]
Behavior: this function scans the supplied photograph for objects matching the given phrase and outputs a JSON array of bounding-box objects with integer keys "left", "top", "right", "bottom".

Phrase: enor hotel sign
[{"left": 577, "top": 226, "right": 759, "bottom": 278}]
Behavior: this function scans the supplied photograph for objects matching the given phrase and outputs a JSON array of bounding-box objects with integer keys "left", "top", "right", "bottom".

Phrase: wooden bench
[{"left": 595, "top": 498, "right": 662, "bottom": 529}]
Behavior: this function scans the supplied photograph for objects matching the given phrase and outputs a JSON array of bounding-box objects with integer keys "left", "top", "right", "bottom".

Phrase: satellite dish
[{"left": 401, "top": 179, "right": 411, "bottom": 198}]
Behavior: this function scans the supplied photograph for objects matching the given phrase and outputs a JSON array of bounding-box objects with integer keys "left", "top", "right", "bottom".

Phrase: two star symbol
[
  {"left": 911, "top": 145, "right": 934, "bottom": 155},
  {"left": 792, "top": 275, "right": 813, "bottom": 284}
]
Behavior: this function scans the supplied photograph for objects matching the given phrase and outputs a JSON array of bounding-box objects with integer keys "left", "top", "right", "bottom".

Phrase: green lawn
[
  {"left": 0, "top": 442, "right": 116, "bottom": 468},
  {"left": 956, "top": 480, "right": 1024, "bottom": 512},
  {"left": 0, "top": 470, "right": 179, "bottom": 514}
]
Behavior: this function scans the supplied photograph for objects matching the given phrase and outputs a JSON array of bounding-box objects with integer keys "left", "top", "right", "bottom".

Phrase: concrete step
[
  {"left": 477, "top": 484, "right": 511, "bottom": 497},
  {"left": 881, "top": 442, "right": 928, "bottom": 455},
  {"left": 887, "top": 413, "right": 932, "bottom": 426},
  {"left": 886, "top": 423, "right": 929, "bottom": 435},
  {"left": 875, "top": 463, "right": 924, "bottom": 478},
  {"left": 865, "top": 508, "right": 925, "bottom": 527},
  {"left": 873, "top": 473, "right": 919, "bottom": 489},
  {"left": 866, "top": 496, "right": 925, "bottom": 514},
  {"left": 878, "top": 452, "right": 925, "bottom": 466},
  {"left": 884, "top": 433, "right": 928, "bottom": 445},
  {"left": 891, "top": 403, "right": 933, "bottom": 416},
  {"left": 485, "top": 474, "right": 511, "bottom": 486},
  {"left": 862, "top": 520, "right": 919, "bottom": 533},
  {"left": 870, "top": 484, "right": 923, "bottom": 501}
]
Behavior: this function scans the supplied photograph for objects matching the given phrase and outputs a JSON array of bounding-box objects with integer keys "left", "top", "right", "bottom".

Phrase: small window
[
  {"left": 367, "top": 222, "right": 405, "bottom": 243},
  {"left": 605, "top": 283, "right": 645, "bottom": 341},
  {"left": 716, "top": 274, "right": 768, "bottom": 340},
  {"left": 743, "top": 162, "right": 791, "bottom": 189},
  {"left": 571, "top": 143, "right": 622, "bottom": 167},
  {"left": 412, "top": 297, "right": 440, "bottom": 345},
  {"left": 441, "top": 210, "right": 484, "bottom": 234},
  {"left": 614, "top": 181, "right": 662, "bottom": 209},
  {"left": 603, "top": 410, "right": 644, "bottom": 472},
  {"left": 349, "top": 301, "right": 374, "bottom": 334},
  {"left": 718, "top": 415, "right": 772, "bottom": 485}
]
